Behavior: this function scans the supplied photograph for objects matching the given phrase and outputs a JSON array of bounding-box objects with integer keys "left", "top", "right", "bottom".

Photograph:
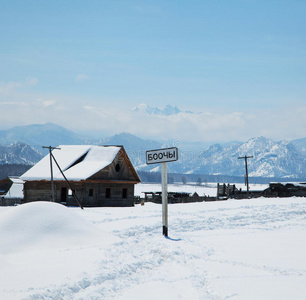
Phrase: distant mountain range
[
  {"left": 0, "top": 123, "right": 85, "bottom": 150},
  {"left": 291, "top": 137, "right": 306, "bottom": 157},
  {"left": 0, "top": 142, "right": 43, "bottom": 165},
  {"left": 184, "top": 137, "right": 306, "bottom": 178},
  {"left": 131, "top": 104, "right": 191, "bottom": 116},
  {"left": 0, "top": 123, "right": 305, "bottom": 179}
]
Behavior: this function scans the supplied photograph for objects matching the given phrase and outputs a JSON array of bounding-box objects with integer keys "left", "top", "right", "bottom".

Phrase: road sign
[
  {"left": 146, "top": 147, "right": 178, "bottom": 165},
  {"left": 146, "top": 147, "right": 178, "bottom": 237}
]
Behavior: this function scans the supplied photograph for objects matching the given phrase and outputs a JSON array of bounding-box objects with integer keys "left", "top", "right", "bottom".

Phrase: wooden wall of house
[
  {"left": 24, "top": 180, "right": 136, "bottom": 207},
  {"left": 24, "top": 181, "right": 54, "bottom": 203},
  {"left": 0, "top": 178, "right": 12, "bottom": 193},
  {"left": 65, "top": 182, "right": 135, "bottom": 207},
  {"left": 0, "top": 197, "right": 22, "bottom": 206},
  {"left": 90, "top": 150, "right": 138, "bottom": 181}
]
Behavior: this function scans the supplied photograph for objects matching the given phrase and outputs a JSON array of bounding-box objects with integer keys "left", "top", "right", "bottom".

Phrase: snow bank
[{"left": 0, "top": 201, "right": 113, "bottom": 254}]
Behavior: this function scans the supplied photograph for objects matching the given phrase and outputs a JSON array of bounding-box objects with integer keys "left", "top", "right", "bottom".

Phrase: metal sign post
[
  {"left": 146, "top": 147, "right": 178, "bottom": 237},
  {"left": 161, "top": 162, "right": 168, "bottom": 236}
]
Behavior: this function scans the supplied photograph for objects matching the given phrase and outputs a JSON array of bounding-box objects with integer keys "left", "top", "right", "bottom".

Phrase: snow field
[{"left": 0, "top": 195, "right": 305, "bottom": 299}]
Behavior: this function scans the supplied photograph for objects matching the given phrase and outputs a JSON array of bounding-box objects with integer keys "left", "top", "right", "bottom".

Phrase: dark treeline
[
  {"left": 1, "top": 165, "right": 305, "bottom": 185},
  {"left": 138, "top": 171, "right": 306, "bottom": 185},
  {"left": 0, "top": 164, "right": 32, "bottom": 180}
]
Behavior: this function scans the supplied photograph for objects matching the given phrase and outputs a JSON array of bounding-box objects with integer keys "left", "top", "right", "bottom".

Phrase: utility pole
[
  {"left": 43, "top": 146, "right": 60, "bottom": 202},
  {"left": 50, "top": 151, "right": 84, "bottom": 209},
  {"left": 238, "top": 155, "right": 253, "bottom": 198},
  {"left": 43, "top": 146, "right": 83, "bottom": 209}
]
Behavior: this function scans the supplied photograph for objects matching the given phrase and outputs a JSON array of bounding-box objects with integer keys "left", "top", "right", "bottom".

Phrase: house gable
[{"left": 89, "top": 147, "right": 140, "bottom": 182}]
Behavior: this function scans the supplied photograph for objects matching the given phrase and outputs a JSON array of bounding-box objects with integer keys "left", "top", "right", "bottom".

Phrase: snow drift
[{"left": 0, "top": 201, "right": 113, "bottom": 254}]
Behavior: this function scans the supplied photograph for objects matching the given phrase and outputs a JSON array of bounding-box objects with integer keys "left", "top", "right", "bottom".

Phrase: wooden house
[{"left": 20, "top": 145, "right": 140, "bottom": 207}]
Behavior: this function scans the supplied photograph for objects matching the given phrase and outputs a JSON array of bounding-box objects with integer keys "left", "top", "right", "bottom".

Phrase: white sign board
[{"left": 146, "top": 147, "right": 178, "bottom": 165}]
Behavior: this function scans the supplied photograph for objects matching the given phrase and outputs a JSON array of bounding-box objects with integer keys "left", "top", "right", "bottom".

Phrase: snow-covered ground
[{"left": 0, "top": 190, "right": 305, "bottom": 299}]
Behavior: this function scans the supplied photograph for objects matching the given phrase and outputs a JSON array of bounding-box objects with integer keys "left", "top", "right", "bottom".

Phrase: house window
[
  {"left": 122, "top": 188, "right": 128, "bottom": 199},
  {"left": 106, "top": 188, "right": 111, "bottom": 198},
  {"left": 89, "top": 189, "right": 93, "bottom": 197},
  {"left": 68, "top": 189, "right": 75, "bottom": 196},
  {"left": 115, "top": 163, "right": 120, "bottom": 172}
]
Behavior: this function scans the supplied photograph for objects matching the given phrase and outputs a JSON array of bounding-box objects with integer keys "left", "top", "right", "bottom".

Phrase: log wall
[{"left": 24, "top": 180, "right": 135, "bottom": 207}]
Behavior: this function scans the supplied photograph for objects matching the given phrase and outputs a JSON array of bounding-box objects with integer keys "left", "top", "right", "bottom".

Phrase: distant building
[
  {"left": 0, "top": 176, "right": 24, "bottom": 206},
  {"left": 20, "top": 145, "right": 140, "bottom": 207},
  {"left": 263, "top": 182, "right": 306, "bottom": 198}
]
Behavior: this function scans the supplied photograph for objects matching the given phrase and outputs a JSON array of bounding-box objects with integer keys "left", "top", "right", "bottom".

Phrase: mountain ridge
[
  {"left": 0, "top": 122, "right": 85, "bottom": 150},
  {"left": 131, "top": 104, "right": 183, "bottom": 116},
  {"left": 0, "top": 142, "right": 43, "bottom": 165},
  {"left": 0, "top": 123, "right": 305, "bottom": 179}
]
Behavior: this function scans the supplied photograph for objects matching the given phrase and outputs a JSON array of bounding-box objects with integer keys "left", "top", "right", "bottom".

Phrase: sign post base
[{"left": 163, "top": 226, "right": 168, "bottom": 237}]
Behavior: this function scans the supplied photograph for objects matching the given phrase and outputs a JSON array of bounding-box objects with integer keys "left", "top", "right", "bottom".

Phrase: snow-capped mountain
[
  {"left": 0, "top": 142, "right": 43, "bottom": 165},
  {"left": 291, "top": 137, "right": 306, "bottom": 156},
  {"left": 0, "top": 123, "right": 305, "bottom": 179},
  {"left": 131, "top": 104, "right": 182, "bottom": 116},
  {"left": 179, "top": 137, "right": 306, "bottom": 178}
]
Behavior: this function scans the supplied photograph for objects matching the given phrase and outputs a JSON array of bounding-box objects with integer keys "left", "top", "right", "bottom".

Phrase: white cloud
[
  {"left": 36, "top": 99, "right": 56, "bottom": 107},
  {"left": 43, "top": 100, "right": 56, "bottom": 107},
  {"left": 0, "top": 78, "right": 38, "bottom": 95},
  {"left": 84, "top": 105, "right": 94, "bottom": 111},
  {"left": 0, "top": 81, "right": 22, "bottom": 95},
  {"left": 104, "top": 105, "right": 306, "bottom": 142},
  {"left": 25, "top": 77, "right": 38, "bottom": 86},
  {"left": 76, "top": 74, "right": 90, "bottom": 82},
  {"left": 0, "top": 91, "right": 305, "bottom": 143},
  {"left": 0, "top": 101, "right": 29, "bottom": 106}
]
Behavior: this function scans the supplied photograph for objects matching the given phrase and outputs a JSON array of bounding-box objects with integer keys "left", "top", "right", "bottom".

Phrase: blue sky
[{"left": 0, "top": 0, "right": 305, "bottom": 142}]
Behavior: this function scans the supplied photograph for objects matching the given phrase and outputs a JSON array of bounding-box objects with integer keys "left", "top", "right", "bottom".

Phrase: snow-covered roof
[
  {"left": 4, "top": 177, "right": 25, "bottom": 199},
  {"left": 9, "top": 177, "right": 25, "bottom": 184},
  {"left": 270, "top": 182, "right": 306, "bottom": 187},
  {"left": 21, "top": 145, "right": 121, "bottom": 181}
]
